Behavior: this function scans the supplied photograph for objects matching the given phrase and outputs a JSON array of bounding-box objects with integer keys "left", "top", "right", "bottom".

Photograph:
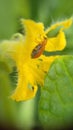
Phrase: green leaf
[{"left": 38, "top": 55, "right": 73, "bottom": 129}]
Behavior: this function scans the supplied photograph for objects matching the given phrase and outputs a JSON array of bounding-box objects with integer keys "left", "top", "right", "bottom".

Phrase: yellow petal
[
  {"left": 38, "top": 55, "right": 59, "bottom": 73},
  {"left": 22, "top": 19, "right": 45, "bottom": 39},
  {"left": 11, "top": 84, "right": 38, "bottom": 101},
  {"left": 45, "top": 18, "right": 72, "bottom": 52},
  {"left": 32, "top": 55, "right": 59, "bottom": 85},
  {"left": 45, "top": 31, "right": 66, "bottom": 51},
  {"left": 45, "top": 18, "right": 72, "bottom": 34},
  {"left": 11, "top": 71, "right": 38, "bottom": 101},
  {"left": 21, "top": 19, "right": 46, "bottom": 58}
]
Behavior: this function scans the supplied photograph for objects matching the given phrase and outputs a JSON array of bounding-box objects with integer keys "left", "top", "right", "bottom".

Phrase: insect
[{"left": 31, "top": 37, "right": 47, "bottom": 58}]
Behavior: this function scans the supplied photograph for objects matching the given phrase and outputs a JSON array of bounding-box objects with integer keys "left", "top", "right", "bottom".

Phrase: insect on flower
[{"left": 31, "top": 37, "right": 47, "bottom": 58}]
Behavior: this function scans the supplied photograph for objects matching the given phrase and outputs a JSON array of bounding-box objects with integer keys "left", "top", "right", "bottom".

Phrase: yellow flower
[{"left": 1, "top": 18, "right": 72, "bottom": 101}]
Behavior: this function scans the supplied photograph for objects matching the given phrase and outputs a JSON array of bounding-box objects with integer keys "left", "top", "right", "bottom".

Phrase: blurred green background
[{"left": 0, "top": 0, "right": 73, "bottom": 130}]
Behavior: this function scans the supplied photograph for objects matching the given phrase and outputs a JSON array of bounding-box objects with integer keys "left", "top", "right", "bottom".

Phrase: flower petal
[
  {"left": 45, "top": 18, "right": 72, "bottom": 34},
  {"left": 22, "top": 19, "right": 45, "bottom": 40},
  {"left": 11, "top": 72, "right": 38, "bottom": 101},
  {"left": 45, "top": 31, "right": 66, "bottom": 51},
  {"left": 11, "top": 85, "right": 38, "bottom": 101},
  {"left": 38, "top": 55, "right": 59, "bottom": 73},
  {"left": 21, "top": 19, "right": 46, "bottom": 58},
  {"left": 32, "top": 55, "right": 59, "bottom": 85},
  {"left": 45, "top": 18, "right": 72, "bottom": 52}
]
